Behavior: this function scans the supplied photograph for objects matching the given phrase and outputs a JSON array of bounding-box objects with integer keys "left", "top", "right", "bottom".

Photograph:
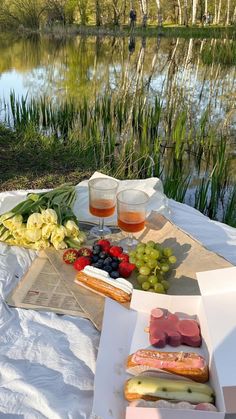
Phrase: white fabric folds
[{"left": 0, "top": 173, "right": 235, "bottom": 417}]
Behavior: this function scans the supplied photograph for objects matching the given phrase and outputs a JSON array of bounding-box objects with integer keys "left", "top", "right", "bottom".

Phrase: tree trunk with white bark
[
  {"left": 192, "top": 0, "right": 198, "bottom": 24},
  {"left": 214, "top": 0, "right": 217, "bottom": 24},
  {"left": 155, "top": 0, "right": 162, "bottom": 27},
  {"left": 226, "top": 0, "right": 231, "bottom": 25},
  {"left": 138, "top": 0, "right": 148, "bottom": 27},
  {"left": 217, "top": 0, "right": 222, "bottom": 24},
  {"left": 177, "top": 0, "right": 182, "bottom": 25},
  {"left": 183, "top": 0, "right": 188, "bottom": 26}
]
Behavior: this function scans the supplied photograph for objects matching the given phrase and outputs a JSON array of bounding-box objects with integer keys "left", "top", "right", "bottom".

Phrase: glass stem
[
  {"left": 98, "top": 217, "right": 104, "bottom": 235},
  {"left": 127, "top": 233, "right": 134, "bottom": 248}
]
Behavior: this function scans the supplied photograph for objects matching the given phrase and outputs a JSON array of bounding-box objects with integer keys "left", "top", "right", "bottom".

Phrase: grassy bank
[
  {"left": 0, "top": 124, "right": 91, "bottom": 190},
  {"left": 4, "top": 24, "right": 236, "bottom": 40},
  {"left": 73, "top": 24, "right": 236, "bottom": 39},
  {"left": 0, "top": 93, "right": 235, "bottom": 227}
]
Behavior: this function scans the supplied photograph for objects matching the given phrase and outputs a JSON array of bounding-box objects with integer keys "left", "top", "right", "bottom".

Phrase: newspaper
[
  {"left": 7, "top": 252, "right": 88, "bottom": 318},
  {"left": 6, "top": 214, "right": 233, "bottom": 330}
]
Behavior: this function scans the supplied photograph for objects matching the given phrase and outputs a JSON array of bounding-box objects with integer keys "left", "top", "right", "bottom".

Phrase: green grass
[
  {"left": 43, "top": 24, "right": 236, "bottom": 40},
  {"left": 0, "top": 123, "right": 92, "bottom": 190},
  {"left": 0, "top": 93, "right": 235, "bottom": 227},
  {"left": 2, "top": 23, "right": 236, "bottom": 39}
]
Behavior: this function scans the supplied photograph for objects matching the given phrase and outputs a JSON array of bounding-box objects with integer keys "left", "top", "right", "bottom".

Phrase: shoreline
[{"left": 2, "top": 24, "right": 236, "bottom": 39}]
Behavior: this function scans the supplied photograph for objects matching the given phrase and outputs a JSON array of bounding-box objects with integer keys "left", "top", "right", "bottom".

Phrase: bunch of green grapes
[{"left": 129, "top": 241, "right": 177, "bottom": 293}]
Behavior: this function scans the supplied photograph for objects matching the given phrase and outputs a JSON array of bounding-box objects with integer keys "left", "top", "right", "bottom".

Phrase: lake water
[
  {"left": 1, "top": 34, "right": 236, "bottom": 121},
  {"left": 0, "top": 33, "right": 236, "bottom": 206}
]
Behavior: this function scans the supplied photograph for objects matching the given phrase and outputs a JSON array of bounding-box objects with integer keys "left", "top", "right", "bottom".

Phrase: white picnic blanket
[{"left": 0, "top": 174, "right": 235, "bottom": 418}]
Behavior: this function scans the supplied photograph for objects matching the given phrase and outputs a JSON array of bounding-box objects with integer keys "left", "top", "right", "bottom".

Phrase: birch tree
[
  {"left": 217, "top": 0, "right": 222, "bottom": 24},
  {"left": 214, "top": 0, "right": 217, "bottom": 24},
  {"left": 155, "top": 0, "right": 162, "bottom": 27},
  {"left": 183, "top": 0, "right": 188, "bottom": 26},
  {"left": 192, "top": 0, "right": 198, "bottom": 24},
  {"left": 138, "top": 0, "right": 148, "bottom": 27},
  {"left": 177, "top": 0, "right": 182, "bottom": 25},
  {"left": 226, "top": 0, "right": 231, "bottom": 25}
]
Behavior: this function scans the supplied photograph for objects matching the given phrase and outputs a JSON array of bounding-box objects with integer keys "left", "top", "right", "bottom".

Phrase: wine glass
[
  {"left": 88, "top": 178, "right": 119, "bottom": 237},
  {"left": 117, "top": 189, "right": 149, "bottom": 250}
]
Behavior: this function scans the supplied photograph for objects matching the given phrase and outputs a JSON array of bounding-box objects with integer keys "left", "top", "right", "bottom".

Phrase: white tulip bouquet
[{"left": 0, "top": 184, "right": 86, "bottom": 250}]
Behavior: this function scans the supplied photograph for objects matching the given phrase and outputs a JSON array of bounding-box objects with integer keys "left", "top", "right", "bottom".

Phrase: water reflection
[
  {"left": 0, "top": 34, "right": 235, "bottom": 115},
  {"left": 0, "top": 34, "right": 236, "bottom": 153}
]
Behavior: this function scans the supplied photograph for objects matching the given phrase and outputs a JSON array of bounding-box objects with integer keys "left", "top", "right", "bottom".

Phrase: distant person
[
  {"left": 208, "top": 13, "right": 213, "bottom": 25},
  {"left": 130, "top": 9, "right": 137, "bottom": 30},
  {"left": 202, "top": 13, "right": 206, "bottom": 25}
]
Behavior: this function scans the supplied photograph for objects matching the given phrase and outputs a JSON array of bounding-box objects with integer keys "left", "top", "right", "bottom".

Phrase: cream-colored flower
[
  {"left": 64, "top": 220, "right": 80, "bottom": 238},
  {"left": 41, "top": 224, "right": 54, "bottom": 240},
  {"left": 3, "top": 214, "right": 23, "bottom": 231},
  {"left": 25, "top": 228, "right": 42, "bottom": 242},
  {"left": 72, "top": 232, "right": 86, "bottom": 245},
  {"left": 6, "top": 239, "right": 17, "bottom": 246},
  {"left": 51, "top": 225, "right": 66, "bottom": 243},
  {"left": 41, "top": 209, "right": 58, "bottom": 225},
  {"left": 17, "top": 238, "right": 32, "bottom": 247},
  {"left": 12, "top": 225, "right": 26, "bottom": 240},
  {"left": 0, "top": 212, "right": 14, "bottom": 223},
  {"left": 33, "top": 239, "right": 50, "bottom": 250},
  {"left": 51, "top": 239, "right": 67, "bottom": 250},
  {"left": 27, "top": 213, "right": 43, "bottom": 229}
]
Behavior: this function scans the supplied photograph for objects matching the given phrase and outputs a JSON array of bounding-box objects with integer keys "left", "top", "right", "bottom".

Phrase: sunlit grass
[{"left": 1, "top": 92, "right": 235, "bottom": 227}]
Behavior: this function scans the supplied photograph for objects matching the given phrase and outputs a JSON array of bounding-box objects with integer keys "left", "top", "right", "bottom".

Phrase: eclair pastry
[
  {"left": 126, "top": 350, "right": 209, "bottom": 383},
  {"left": 124, "top": 375, "right": 215, "bottom": 404},
  {"left": 75, "top": 266, "right": 133, "bottom": 303}
]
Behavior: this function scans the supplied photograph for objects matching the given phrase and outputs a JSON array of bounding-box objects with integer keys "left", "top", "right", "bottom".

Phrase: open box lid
[
  {"left": 197, "top": 267, "right": 236, "bottom": 296},
  {"left": 197, "top": 267, "right": 236, "bottom": 414}
]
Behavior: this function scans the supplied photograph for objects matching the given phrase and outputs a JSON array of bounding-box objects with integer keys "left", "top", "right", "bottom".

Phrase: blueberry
[
  {"left": 111, "top": 261, "right": 119, "bottom": 270},
  {"left": 96, "top": 261, "right": 104, "bottom": 269},
  {"left": 112, "top": 257, "right": 119, "bottom": 263},
  {"left": 104, "top": 257, "right": 113, "bottom": 265},
  {"left": 103, "top": 265, "right": 112, "bottom": 273},
  {"left": 99, "top": 251, "right": 107, "bottom": 259},
  {"left": 110, "top": 271, "right": 120, "bottom": 279},
  {"left": 92, "top": 255, "right": 99, "bottom": 263},
  {"left": 93, "top": 244, "right": 101, "bottom": 254},
  {"left": 92, "top": 263, "right": 100, "bottom": 268}
]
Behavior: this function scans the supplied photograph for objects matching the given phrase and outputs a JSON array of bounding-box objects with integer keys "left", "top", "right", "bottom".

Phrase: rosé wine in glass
[
  {"left": 88, "top": 178, "right": 118, "bottom": 237},
  {"left": 117, "top": 189, "right": 149, "bottom": 250}
]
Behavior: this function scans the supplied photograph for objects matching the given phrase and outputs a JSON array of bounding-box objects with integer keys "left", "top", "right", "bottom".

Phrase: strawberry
[
  {"left": 77, "top": 247, "right": 93, "bottom": 258},
  {"left": 109, "top": 246, "right": 123, "bottom": 257},
  {"left": 63, "top": 249, "right": 78, "bottom": 264},
  {"left": 74, "top": 256, "right": 91, "bottom": 271},
  {"left": 119, "top": 261, "right": 136, "bottom": 278},
  {"left": 96, "top": 239, "right": 111, "bottom": 251},
  {"left": 118, "top": 253, "right": 129, "bottom": 263}
]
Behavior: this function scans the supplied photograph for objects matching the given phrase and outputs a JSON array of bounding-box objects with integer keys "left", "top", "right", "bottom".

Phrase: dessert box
[{"left": 92, "top": 266, "right": 236, "bottom": 419}]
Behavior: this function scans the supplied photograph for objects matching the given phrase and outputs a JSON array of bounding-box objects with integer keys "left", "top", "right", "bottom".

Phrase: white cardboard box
[{"left": 92, "top": 267, "right": 236, "bottom": 419}]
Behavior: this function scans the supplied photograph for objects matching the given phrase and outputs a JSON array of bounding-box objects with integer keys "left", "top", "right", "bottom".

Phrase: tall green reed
[{"left": 2, "top": 92, "right": 235, "bottom": 227}]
